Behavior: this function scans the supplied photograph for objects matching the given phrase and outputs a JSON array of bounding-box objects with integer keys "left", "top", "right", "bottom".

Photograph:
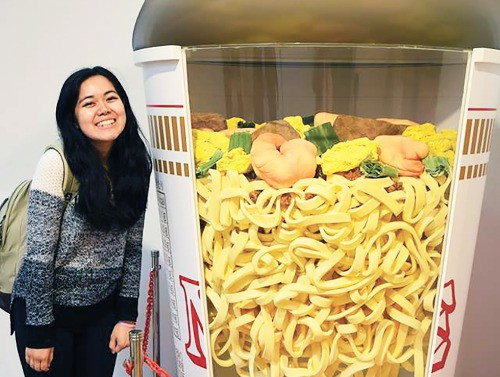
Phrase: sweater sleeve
[
  {"left": 13, "top": 150, "right": 66, "bottom": 346},
  {"left": 116, "top": 211, "right": 146, "bottom": 321}
]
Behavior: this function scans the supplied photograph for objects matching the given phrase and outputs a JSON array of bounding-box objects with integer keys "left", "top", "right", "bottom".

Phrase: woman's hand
[
  {"left": 25, "top": 347, "right": 54, "bottom": 372},
  {"left": 109, "top": 321, "right": 135, "bottom": 354}
]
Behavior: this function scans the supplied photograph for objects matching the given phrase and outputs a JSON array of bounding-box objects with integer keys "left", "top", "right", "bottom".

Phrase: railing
[
  {"left": 129, "top": 330, "right": 144, "bottom": 377},
  {"left": 125, "top": 250, "right": 170, "bottom": 377}
]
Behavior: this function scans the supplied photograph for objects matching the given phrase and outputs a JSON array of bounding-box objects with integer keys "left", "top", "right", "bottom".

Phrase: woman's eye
[
  {"left": 82, "top": 102, "right": 94, "bottom": 107},
  {"left": 107, "top": 96, "right": 119, "bottom": 102}
]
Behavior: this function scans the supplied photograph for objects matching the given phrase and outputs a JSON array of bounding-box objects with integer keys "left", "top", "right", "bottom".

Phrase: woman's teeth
[{"left": 97, "top": 119, "right": 115, "bottom": 128}]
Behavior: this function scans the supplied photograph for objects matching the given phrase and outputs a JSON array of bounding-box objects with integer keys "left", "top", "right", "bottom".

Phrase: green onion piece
[
  {"left": 195, "top": 150, "right": 223, "bottom": 178},
  {"left": 304, "top": 122, "right": 340, "bottom": 155},
  {"left": 237, "top": 121, "right": 256, "bottom": 129},
  {"left": 360, "top": 160, "right": 399, "bottom": 178},
  {"left": 228, "top": 132, "right": 252, "bottom": 154},
  {"left": 302, "top": 115, "right": 315, "bottom": 126},
  {"left": 423, "top": 156, "right": 450, "bottom": 177}
]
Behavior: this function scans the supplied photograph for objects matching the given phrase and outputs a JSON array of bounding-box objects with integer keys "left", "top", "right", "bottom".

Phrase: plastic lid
[{"left": 133, "top": 0, "right": 500, "bottom": 50}]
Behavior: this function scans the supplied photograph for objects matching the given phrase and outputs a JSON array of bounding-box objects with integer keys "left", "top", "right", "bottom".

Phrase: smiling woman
[
  {"left": 9, "top": 66, "right": 152, "bottom": 377},
  {"left": 75, "top": 75, "right": 127, "bottom": 160}
]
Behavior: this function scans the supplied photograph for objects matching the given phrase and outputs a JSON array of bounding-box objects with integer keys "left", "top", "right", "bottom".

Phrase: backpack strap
[{"left": 45, "top": 141, "right": 79, "bottom": 203}]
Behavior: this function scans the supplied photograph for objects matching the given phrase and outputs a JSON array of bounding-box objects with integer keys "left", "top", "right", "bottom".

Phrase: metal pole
[
  {"left": 151, "top": 249, "right": 161, "bottom": 376},
  {"left": 129, "top": 329, "right": 144, "bottom": 377}
]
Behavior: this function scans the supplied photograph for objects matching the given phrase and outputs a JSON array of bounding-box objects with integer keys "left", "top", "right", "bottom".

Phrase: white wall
[
  {"left": 1, "top": 2, "right": 499, "bottom": 377},
  {"left": 0, "top": 1, "right": 176, "bottom": 377}
]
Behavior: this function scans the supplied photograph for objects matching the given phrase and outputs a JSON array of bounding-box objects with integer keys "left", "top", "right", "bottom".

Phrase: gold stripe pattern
[
  {"left": 153, "top": 158, "right": 191, "bottom": 177},
  {"left": 158, "top": 116, "right": 166, "bottom": 150},
  {"left": 459, "top": 163, "right": 488, "bottom": 180},
  {"left": 149, "top": 115, "right": 191, "bottom": 177},
  {"left": 165, "top": 116, "right": 173, "bottom": 151},
  {"left": 149, "top": 115, "right": 188, "bottom": 152},
  {"left": 462, "top": 118, "right": 495, "bottom": 155},
  {"left": 459, "top": 116, "right": 495, "bottom": 181}
]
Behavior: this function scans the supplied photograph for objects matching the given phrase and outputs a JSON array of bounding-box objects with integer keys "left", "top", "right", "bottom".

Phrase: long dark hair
[{"left": 56, "top": 66, "right": 152, "bottom": 231}]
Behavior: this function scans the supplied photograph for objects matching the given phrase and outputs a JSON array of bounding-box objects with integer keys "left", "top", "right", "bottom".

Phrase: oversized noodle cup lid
[{"left": 132, "top": 0, "right": 500, "bottom": 50}]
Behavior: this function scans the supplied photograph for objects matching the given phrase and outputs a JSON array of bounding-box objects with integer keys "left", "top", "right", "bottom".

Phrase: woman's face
[{"left": 74, "top": 75, "right": 126, "bottom": 155}]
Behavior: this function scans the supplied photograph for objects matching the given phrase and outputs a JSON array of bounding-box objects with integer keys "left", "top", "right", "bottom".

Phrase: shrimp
[
  {"left": 250, "top": 133, "right": 317, "bottom": 189},
  {"left": 375, "top": 135, "right": 429, "bottom": 177}
]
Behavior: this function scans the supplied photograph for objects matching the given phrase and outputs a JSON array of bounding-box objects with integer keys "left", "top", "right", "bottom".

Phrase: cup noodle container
[{"left": 132, "top": 3, "right": 500, "bottom": 376}]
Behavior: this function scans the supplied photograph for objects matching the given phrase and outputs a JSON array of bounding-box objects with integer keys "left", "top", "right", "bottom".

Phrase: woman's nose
[{"left": 97, "top": 102, "right": 111, "bottom": 115}]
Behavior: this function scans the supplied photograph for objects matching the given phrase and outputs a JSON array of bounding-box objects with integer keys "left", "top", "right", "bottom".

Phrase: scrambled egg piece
[
  {"left": 427, "top": 135, "right": 454, "bottom": 155},
  {"left": 402, "top": 123, "right": 436, "bottom": 141},
  {"left": 226, "top": 117, "right": 245, "bottom": 131},
  {"left": 283, "top": 115, "right": 311, "bottom": 138},
  {"left": 320, "top": 137, "right": 378, "bottom": 175},
  {"left": 441, "top": 150, "right": 455, "bottom": 166},
  {"left": 403, "top": 123, "right": 458, "bottom": 166},
  {"left": 216, "top": 147, "right": 251, "bottom": 173},
  {"left": 436, "top": 129, "right": 458, "bottom": 151},
  {"left": 192, "top": 129, "right": 229, "bottom": 166}
]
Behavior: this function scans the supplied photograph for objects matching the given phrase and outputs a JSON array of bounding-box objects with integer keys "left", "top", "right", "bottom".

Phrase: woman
[{"left": 10, "top": 66, "right": 152, "bottom": 376}]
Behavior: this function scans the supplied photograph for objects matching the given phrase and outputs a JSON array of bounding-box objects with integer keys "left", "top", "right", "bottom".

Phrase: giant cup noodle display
[{"left": 133, "top": 1, "right": 500, "bottom": 376}]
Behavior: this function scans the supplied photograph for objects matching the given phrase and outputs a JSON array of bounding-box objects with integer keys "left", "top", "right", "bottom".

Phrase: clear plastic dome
[{"left": 133, "top": 0, "right": 500, "bottom": 49}]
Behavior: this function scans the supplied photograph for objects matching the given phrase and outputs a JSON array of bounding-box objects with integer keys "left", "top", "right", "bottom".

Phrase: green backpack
[{"left": 0, "top": 142, "right": 78, "bottom": 313}]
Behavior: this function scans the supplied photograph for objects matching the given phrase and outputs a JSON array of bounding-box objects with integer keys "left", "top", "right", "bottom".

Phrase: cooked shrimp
[
  {"left": 375, "top": 135, "right": 429, "bottom": 177},
  {"left": 250, "top": 133, "right": 317, "bottom": 189}
]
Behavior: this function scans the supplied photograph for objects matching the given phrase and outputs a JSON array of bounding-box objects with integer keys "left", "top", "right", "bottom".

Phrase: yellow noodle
[{"left": 198, "top": 171, "right": 451, "bottom": 377}]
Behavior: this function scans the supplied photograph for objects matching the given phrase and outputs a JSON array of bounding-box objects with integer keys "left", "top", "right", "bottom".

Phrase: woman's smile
[
  {"left": 96, "top": 119, "right": 116, "bottom": 128},
  {"left": 74, "top": 75, "right": 126, "bottom": 157}
]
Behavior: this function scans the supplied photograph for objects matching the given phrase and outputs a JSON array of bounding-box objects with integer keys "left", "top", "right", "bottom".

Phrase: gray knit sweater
[{"left": 12, "top": 149, "right": 144, "bottom": 329}]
